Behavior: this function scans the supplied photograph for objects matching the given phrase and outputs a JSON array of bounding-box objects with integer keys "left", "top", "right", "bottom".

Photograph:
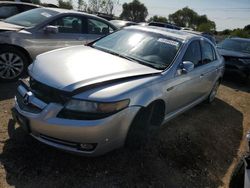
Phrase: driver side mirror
[
  {"left": 179, "top": 61, "right": 194, "bottom": 74},
  {"left": 44, "top": 25, "right": 58, "bottom": 34}
]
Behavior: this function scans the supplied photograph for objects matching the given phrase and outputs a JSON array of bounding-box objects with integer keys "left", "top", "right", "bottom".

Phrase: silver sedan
[
  {"left": 0, "top": 7, "right": 116, "bottom": 81},
  {"left": 12, "top": 26, "right": 224, "bottom": 156}
]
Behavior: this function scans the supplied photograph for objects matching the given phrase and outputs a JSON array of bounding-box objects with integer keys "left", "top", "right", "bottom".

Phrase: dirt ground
[{"left": 0, "top": 78, "right": 249, "bottom": 188}]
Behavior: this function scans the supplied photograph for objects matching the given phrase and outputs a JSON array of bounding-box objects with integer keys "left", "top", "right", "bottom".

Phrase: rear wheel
[
  {"left": 125, "top": 101, "right": 165, "bottom": 149},
  {"left": 0, "top": 47, "right": 28, "bottom": 82}
]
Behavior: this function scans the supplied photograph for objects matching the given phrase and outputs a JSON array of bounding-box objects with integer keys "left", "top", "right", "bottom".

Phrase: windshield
[
  {"left": 92, "top": 29, "right": 182, "bottom": 70},
  {"left": 217, "top": 39, "right": 250, "bottom": 54},
  {"left": 4, "top": 8, "right": 58, "bottom": 27}
]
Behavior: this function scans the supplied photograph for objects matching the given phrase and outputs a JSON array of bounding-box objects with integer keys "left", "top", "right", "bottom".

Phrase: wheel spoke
[
  {"left": 9, "top": 53, "right": 14, "bottom": 62},
  {"left": 0, "top": 54, "right": 7, "bottom": 62},
  {"left": 0, "top": 67, "right": 8, "bottom": 77},
  {"left": 12, "top": 66, "right": 22, "bottom": 72},
  {"left": 10, "top": 68, "right": 16, "bottom": 76},
  {"left": 10, "top": 56, "right": 20, "bottom": 64},
  {"left": 12, "top": 61, "right": 23, "bottom": 67}
]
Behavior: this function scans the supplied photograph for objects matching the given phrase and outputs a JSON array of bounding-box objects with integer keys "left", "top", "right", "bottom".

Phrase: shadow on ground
[
  {"left": 0, "top": 82, "right": 18, "bottom": 101},
  {"left": 0, "top": 99, "right": 243, "bottom": 188},
  {"left": 222, "top": 74, "right": 250, "bottom": 93}
]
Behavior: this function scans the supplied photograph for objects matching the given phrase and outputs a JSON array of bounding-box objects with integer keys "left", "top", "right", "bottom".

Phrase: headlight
[
  {"left": 57, "top": 99, "right": 130, "bottom": 120},
  {"left": 65, "top": 99, "right": 130, "bottom": 113}
]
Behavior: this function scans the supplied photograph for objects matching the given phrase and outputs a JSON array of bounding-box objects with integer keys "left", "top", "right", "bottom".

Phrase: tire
[
  {"left": 0, "top": 47, "right": 29, "bottom": 82},
  {"left": 125, "top": 102, "right": 164, "bottom": 149},
  {"left": 206, "top": 80, "right": 220, "bottom": 103},
  {"left": 229, "top": 159, "right": 245, "bottom": 188}
]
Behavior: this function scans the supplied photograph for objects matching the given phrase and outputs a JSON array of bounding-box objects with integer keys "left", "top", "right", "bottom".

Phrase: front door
[
  {"left": 164, "top": 40, "right": 207, "bottom": 114},
  {"left": 28, "top": 15, "right": 89, "bottom": 58}
]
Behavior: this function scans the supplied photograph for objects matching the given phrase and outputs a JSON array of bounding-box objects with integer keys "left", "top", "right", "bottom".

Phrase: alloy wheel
[{"left": 0, "top": 52, "right": 24, "bottom": 80}]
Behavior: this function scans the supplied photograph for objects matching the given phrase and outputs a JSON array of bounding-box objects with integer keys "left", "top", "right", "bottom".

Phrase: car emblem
[{"left": 23, "top": 93, "right": 30, "bottom": 105}]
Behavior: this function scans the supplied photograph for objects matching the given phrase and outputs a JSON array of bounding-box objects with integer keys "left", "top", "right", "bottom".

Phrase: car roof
[
  {"left": 126, "top": 25, "right": 201, "bottom": 41},
  {"left": 229, "top": 37, "right": 250, "bottom": 42},
  {"left": 43, "top": 7, "right": 110, "bottom": 21},
  {"left": 111, "top": 20, "right": 136, "bottom": 24},
  {"left": 0, "top": 1, "right": 41, "bottom": 7}
]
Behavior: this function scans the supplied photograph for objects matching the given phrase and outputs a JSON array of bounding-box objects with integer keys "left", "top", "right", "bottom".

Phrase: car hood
[
  {"left": 217, "top": 48, "right": 250, "bottom": 59},
  {"left": 29, "top": 46, "right": 161, "bottom": 92},
  {"left": 0, "top": 21, "right": 24, "bottom": 31}
]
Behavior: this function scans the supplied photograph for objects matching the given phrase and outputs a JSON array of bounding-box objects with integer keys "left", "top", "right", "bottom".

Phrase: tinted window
[
  {"left": 92, "top": 29, "right": 182, "bottom": 70},
  {"left": 201, "top": 41, "right": 215, "bottom": 64},
  {"left": 51, "top": 16, "right": 86, "bottom": 34},
  {"left": 4, "top": 8, "right": 58, "bottom": 27},
  {"left": 0, "top": 5, "right": 19, "bottom": 18},
  {"left": 217, "top": 39, "right": 250, "bottom": 54},
  {"left": 20, "top": 5, "right": 37, "bottom": 11},
  {"left": 183, "top": 40, "right": 202, "bottom": 67},
  {"left": 88, "top": 19, "right": 113, "bottom": 35},
  {"left": 149, "top": 22, "right": 165, "bottom": 27}
]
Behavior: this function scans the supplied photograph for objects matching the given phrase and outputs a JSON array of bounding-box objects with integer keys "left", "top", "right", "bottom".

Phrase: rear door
[{"left": 198, "top": 39, "right": 220, "bottom": 94}]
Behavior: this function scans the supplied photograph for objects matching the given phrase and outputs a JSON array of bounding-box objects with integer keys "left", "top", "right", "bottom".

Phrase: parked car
[
  {"left": 182, "top": 30, "right": 216, "bottom": 44},
  {"left": 148, "top": 22, "right": 181, "bottom": 30},
  {"left": 0, "top": 1, "right": 40, "bottom": 20},
  {"left": 0, "top": 7, "right": 117, "bottom": 81},
  {"left": 217, "top": 37, "right": 250, "bottom": 80},
  {"left": 110, "top": 20, "right": 139, "bottom": 28},
  {"left": 12, "top": 26, "right": 224, "bottom": 156},
  {"left": 229, "top": 131, "right": 250, "bottom": 188}
]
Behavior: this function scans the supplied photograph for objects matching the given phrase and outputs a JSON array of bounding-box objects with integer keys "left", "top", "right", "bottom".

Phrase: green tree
[
  {"left": 231, "top": 29, "right": 250, "bottom": 38},
  {"left": 78, "top": 0, "right": 88, "bottom": 11},
  {"left": 168, "top": 7, "right": 198, "bottom": 28},
  {"left": 58, "top": 0, "right": 73, "bottom": 9},
  {"left": 243, "top": 24, "right": 250, "bottom": 31},
  {"left": 197, "top": 21, "right": 216, "bottom": 32},
  {"left": 168, "top": 7, "right": 216, "bottom": 32},
  {"left": 148, "top": 15, "right": 168, "bottom": 23},
  {"left": 88, "top": 0, "right": 115, "bottom": 14},
  {"left": 120, "top": 0, "right": 148, "bottom": 22},
  {"left": 221, "top": 29, "right": 232, "bottom": 35}
]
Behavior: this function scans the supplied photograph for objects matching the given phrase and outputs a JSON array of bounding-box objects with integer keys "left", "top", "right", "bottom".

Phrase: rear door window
[
  {"left": 50, "top": 16, "right": 87, "bottom": 34},
  {"left": 201, "top": 40, "right": 216, "bottom": 64},
  {"left": 88, "top": 18, "right": 114, "bottom": 35}
]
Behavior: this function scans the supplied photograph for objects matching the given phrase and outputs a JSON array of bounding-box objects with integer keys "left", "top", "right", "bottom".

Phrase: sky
[{"left": 42, "top": 0, "right": 250, "bottom": 31}]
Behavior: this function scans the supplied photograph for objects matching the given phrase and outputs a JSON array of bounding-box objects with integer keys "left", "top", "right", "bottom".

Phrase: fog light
[{"left": 78, "top": 143, "right": 96, "bottom": 151}]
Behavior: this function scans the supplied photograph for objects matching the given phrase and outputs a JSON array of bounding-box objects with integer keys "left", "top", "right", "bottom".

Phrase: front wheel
[
  {"left": 0, "top": 47, "right": 28, "bottom": 82},
  {"left": 125, "top": 101, "right": 165, "bottom": 149}
]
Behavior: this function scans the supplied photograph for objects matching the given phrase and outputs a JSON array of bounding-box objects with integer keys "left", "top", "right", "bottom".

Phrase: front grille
[
  {"left": 29, "top": 78, "right": 70, "bottom": 104},
  {"left": 16, "top": 92, "right": 42, "bottom": 113}
]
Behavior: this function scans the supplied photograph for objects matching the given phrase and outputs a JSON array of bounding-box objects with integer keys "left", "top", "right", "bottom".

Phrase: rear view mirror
[
  {"left": 180, "top": 61, "right": 194, "bottom": 74},
  {"left": 44, "top": 25, "right": 58, "bottom": 34}
]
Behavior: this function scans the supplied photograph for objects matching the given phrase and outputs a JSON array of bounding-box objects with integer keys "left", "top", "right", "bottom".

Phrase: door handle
[{"left": 166, "top": 86, "right": 174, "bottom": 91}]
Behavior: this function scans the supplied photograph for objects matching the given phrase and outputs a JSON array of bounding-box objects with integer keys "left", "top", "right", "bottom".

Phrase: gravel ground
[{"left": 0, "top": 79, "right": 249, "bottom": 188}]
